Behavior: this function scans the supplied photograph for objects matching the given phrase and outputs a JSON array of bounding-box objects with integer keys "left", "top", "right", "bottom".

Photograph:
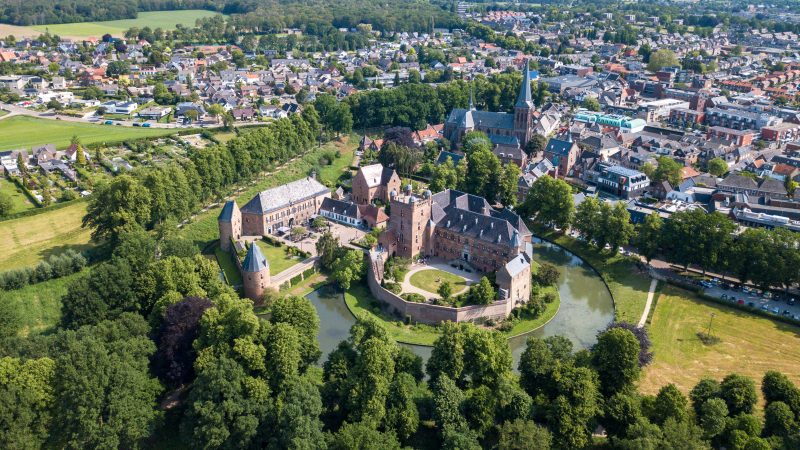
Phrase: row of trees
[{"left": 84, "top": 108, "right": 322, "bottom": 244}]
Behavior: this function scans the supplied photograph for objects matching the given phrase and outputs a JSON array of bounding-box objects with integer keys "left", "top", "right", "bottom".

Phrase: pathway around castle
[{"left": 637, "top": 278, "right": 659, "bottom": 328}]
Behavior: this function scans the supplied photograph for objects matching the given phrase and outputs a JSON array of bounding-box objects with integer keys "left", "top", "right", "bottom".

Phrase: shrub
[
  {"left": 543, "top": 292, "right": 557, "bottom": 304},
  {"left": 384, "top": 282, "right": 402, "bottom": 294},
  {"left": 402, "top": 293, "right": 426, "bottom": 303}
]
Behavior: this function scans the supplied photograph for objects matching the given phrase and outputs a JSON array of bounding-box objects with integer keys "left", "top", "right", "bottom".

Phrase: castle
[{"left": 443, "top": 59, "right": 536, "bottom": 154}]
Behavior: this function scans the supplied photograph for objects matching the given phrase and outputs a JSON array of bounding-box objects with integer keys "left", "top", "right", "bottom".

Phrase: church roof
[{"left": 242, "top": 242, "right": 269, "bottom": 272}]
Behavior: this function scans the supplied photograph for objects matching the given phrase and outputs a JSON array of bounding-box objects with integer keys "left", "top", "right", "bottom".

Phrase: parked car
[
  {"left": 142, "top": 123, "right": 151, "bottom": 128},
  {"left": 721, "top": 294, "right": 728, "bottom": 300},
  {"left": 761, "top": 305, "right": 769, "bottom": 311},
  {"left": 738, "top": 299, "right": 745, "bottom": 305},
  {"left": 747, "top": 302, "right": 755, "bottom": 308},
  {"left": 772, "top": 307, "right": 781, "bottom": 314},
  {"left": 132, "top": 122, "right": 140, "bottom": 127},
  {"left": 104, "top": 120, "right": 113, "bottom": 125}
]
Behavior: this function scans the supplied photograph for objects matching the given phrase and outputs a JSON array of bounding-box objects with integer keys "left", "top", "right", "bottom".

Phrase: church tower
[{"left": 514, "top": 59, "right": 534, "bottom": 147}]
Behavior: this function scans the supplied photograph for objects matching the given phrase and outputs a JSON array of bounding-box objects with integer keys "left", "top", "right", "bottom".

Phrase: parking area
[{"left": 703, "top": 281, "right": 800, "bottom": 319}]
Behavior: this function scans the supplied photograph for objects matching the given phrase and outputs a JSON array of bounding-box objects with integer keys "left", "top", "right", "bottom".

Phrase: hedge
[
  {"left": 290, "top": 274, "right": 303, "bottom": 286},
  {"left": 302, "top": 267, "right": 316, "bottom": 278},
  {"left": 0, "top": 249, "right": 87, "bottom": 291}
]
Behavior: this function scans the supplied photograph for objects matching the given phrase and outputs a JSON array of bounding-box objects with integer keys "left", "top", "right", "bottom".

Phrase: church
[{"left": 443, "top": 59, "right": 536, "bottom": 158}]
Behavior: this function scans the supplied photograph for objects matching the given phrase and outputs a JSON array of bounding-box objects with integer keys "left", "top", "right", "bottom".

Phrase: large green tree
[
  {"left": 83, "top": 175, "right": 152, "bottom": 243},
  {"left": 592, "top": 328, "right": 642, "bottom": 396},
  {"left": 523, "top": 175, "right": 574, "bottom": 229}
]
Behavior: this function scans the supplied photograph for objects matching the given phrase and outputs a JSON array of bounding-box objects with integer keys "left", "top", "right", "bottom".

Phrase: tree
[
  {"left": 0, "top": 357, "right": 55, "bottom": 449},
  {"left": 316, "top": 231, "right": 340, "bottom": 270},
  {"left": 653, "top": 156, "right": 683, "bottom": 187},
  {"left": 525, "top": 134, "right": 548, "bottom": 157},
  {"left": 603, "top": 392, "right": 643, "bottom": 437},
  {"left": 762, "top": 371, "right": 800, "bottom": 416},
  {"left": 707, "top": 157, "right": 728, "bottom": 177},
  {"left": 331, "top": 249, "right": 365, "bottom": 290},
  {"left": 430, "top": 157, "right": 459, "bottom": 192},
  {"left": 269, "top": 295, "right": 321, "bottom": 369},
  {"left": 534, "top": 263, "right": 560, "bottom": 286},
  {"left": 690, "top": 377, "right": 721, "bottom": 415},
  {"left": 463, "top": 147, "right": 502, "bottom": 202},
  {"left": 432, "top": 375, "right": 467, "bottom": 431},
  {"left": 385, "top": 373, "right": 420, "bottom": 441},
  {"left": 207, "top": 103, "right": 224, "bottom": 123},
  {"left": 652, "top": 384, "right": 688, "bottom": 425},
  {"left": 499, "top": 162, "right": 521, "bottom": 207},
  {"left": 764, "top": 401, "right": 796, "bottom": 437},
  {"left": 636, "top": 213, "right": 663, "bottom": 264},
  {"left": 592, "top": 327, "right": 641, "bottom": 396},
  {"left": 427, "top": 322, "right": 466, "bottom": 384},
  {"left": 264, "top": 322, "right": 302, "bottom": 391},
  {"left": 582, "top": 97, "right": 601, "bottom": 111},
  {"left": 83, "top": 175, "right": 152, "bottom": 243},
  {"left": 271, "top": 376, "right": 326, "bottom": 450},
  {"left": 497, "top": 419, "right": 552, "bottom": 450},
  {"left": 328, "top": 422, "right": 402, "bottom": 450},
  {"left": 438, "top": 281, "right": 453, "bottom": 301},
  {"left": 523, "top": 175, "right": 574, "bottom": 229},
  {"left": 181, "top": 355, "right": 271, "bottom": 449},
  {"left": 720, "top": 374, "right": 758, "bottom": 416},
  {"left": 698, "top": 398, "right": 728, "bottom": 439},
  {"left": 468, "top": 276, "right": 496, "bottom": 305},
  {"left": 647, "top": 49, "right": 679, "bottom": 72},
  {"left": 153, "top": 296, "right": 213, "bottom": 386},
  {"left": 153, "top": 82, "right": 173, "bottom": 105},
  {"left": 53, "top": 315, "right": 163, "bottom": 449},
  {"left": 0, "top": 191, "right": 12, "bottom": 217}
]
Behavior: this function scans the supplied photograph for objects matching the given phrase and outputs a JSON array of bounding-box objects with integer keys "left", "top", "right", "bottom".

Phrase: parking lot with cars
[{"left": 702, "top": 280, "right": 800, "bottom": 319}]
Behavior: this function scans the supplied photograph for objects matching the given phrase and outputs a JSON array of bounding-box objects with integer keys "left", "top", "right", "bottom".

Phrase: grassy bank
[
  {"left": 0, "top": 269, "right": 87, "bottom": 336},
  {"left": 533, "top": 227, "right": 652, "bottom": 324},
  {"left": 641, "top": 284, "right": 800, "bottom": 401},
  {"left": 0, "top": 116, "right": 177, "bottom": 152}
]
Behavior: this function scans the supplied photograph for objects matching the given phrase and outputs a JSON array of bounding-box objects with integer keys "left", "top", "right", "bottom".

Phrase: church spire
[
  {"left": 515, "top": 58, "right": 533, "bottom": 109},
  {"left": 469, "top": 82, "right": 475, "bottom": 111}
]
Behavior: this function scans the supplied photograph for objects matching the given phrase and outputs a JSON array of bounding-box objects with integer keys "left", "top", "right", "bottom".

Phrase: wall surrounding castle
[{"left": 365, "top": 251, "right": 511, "bottom": 325}]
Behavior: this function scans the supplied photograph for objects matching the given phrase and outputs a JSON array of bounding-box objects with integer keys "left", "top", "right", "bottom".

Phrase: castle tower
[
  {"left": 218, "top": 200, "right": 241, "bottom": 252},
  {"left": 242, "top": 242, "right": 270, "bottom": 302},
  {"left": 514, "top": 59, "right": 535, "bottom": 147},
  {"left": 384, "top": 190, "right": 432, "bottom": 259}
]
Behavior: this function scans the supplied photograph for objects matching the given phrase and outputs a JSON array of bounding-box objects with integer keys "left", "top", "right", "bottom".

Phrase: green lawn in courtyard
[
  {"left": 408, "top": 268, "right": 468, "bottom": 295},
  {"left": 0, "top": 177, "right": 36, "bottom": 214},
  {"left": 641, "top": 285, "right": 800, "bottom": 402},
  {"left": 0, "top": 116, "right": 176, "bottom": 152},
  {"left": 255, "top": 241, "right": 302, "bottom": 276},
  {"left": 31, "top": 10, "right": 223, "bottom": 38},
  {"left": 0, "top": 269, "right": 87, "bottom": 336},
  {"left": 214, "top": 246, "right": 242, "bottom": 286}
]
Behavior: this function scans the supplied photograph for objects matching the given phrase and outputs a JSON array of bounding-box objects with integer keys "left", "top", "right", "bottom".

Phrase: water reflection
[{"left": 307, "top": 238, "right": 615, "bottom": 367}]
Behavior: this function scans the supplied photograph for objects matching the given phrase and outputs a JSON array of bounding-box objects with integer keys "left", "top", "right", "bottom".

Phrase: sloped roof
[
  {"left": 242, "top": 243, "right": 269, "bottom": 272},
  {"left": 218, "top": 200, "right": 238, "bottom": 222},
  {"left": 241, "top": 177, "right": 329, "bottom": 215},
  {"left": 358, "top": 163, "right": 396, "bottom": 188}
]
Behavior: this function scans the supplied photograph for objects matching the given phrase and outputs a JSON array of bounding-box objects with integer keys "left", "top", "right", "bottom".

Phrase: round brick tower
[{"left": 242, "top": 242, "right": 270, "bottom": 302}]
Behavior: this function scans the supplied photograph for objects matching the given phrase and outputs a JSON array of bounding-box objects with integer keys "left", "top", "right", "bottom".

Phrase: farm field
[
  {"left": 0, "top": 201, "right": 94, "bottom": 271},
  {"left": 29, "top": 10, "right": 223, "bottom": 38},
  {"left": 641, "top": 285, "right": 800, "bottom": 402},
  {"left": 0, "top": 116, "right": 176, "bottom": 152}
]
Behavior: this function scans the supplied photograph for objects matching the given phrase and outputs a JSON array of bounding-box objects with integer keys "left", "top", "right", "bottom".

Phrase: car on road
[
  {"left": 142, "top": 123, "right": 151, "bottom": 127},
  {"left": 104, "top": 120, "right": 113, "bottom": 125},
  {"left": 761, "top": 305, "right": 769, "bottom": 311},
  {"left": 721, "top": 294, "right": 728, "bottom": 300},
  {"left": 747, "top": 302, "right": 755, "bottom": 308},
  {"left": 738, "top": 299, "right": 745, "bottom": 305},
  {"left": 772, "top": 307, "right": 781, "bottom": 314},
  {"left": 132, "top": 122, "right": 140, "bottom": 127}
]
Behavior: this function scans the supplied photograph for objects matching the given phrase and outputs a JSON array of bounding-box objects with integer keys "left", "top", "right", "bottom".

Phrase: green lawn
[
  {"left": 31, "top": 10, "right": 223, "bottom": 37},
  {"left": 180, "top": 136, "right": 357, "bottom": 249},
  {"left": 316, "top": 135, "right": 357, "bottom": 186},
  {"left": 534, "top": 227, "right": 652, "bottom": 324},
  {"left": 214, "top": 246, "right": 242, "bottom": 286},
  {"left": 0, "top": 116, "right": 176, "bottom": 152},
  {"left": 0, "top": 178, "right": 36, "bottom": 214},
  {"left": 0, "top": 201, "right": 95, "bottom": 271},
  {"left": 0, "top": 269, "right": 87, "bottom": 336},
  {"left": 255, "top": 241, "right": 302, "bottom": 276},
  {"left": 641, "top": 285, "right": 800, "bottom": 402},
  {"left": 408, "top": 268, "right": 468, "bottom": 295}
]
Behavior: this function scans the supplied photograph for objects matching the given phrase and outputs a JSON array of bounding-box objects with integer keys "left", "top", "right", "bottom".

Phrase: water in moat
[{"left": 306, "top": 238, "right": 615, "bottom": 366}]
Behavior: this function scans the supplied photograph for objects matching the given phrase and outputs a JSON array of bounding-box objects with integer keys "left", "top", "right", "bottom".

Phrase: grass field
[
  {"left": 408, "top": 268, "right": 468, "bottom": 295},
  {"left": 214, "top": 246, "right": 242, "bottom": 286},
  {"left": 534, "top": 227, "right": 652, "bottom": 324},
  {"left": 0, "top": 269, "right": 87, "bottom": 336},
  {"left": 0, "top": 116, "right": 176, "bottom": 152},
  {"left": 180, "top": 136, "right": 357, "bottom": 249},
  {"left": 0, "top": 201, "right": 94, "bottom": 271},
  {"left": 255, "top": 241, "right": 302, "bottom": 276},
  {"left": 30, "top": 10, "right": 223, "bottom": 38},
  {"left": 0, "top": 178, "right": 36, "bottom": 214},
  {"left": 641, "top": 285, "right": 800, "bottom": 400}
]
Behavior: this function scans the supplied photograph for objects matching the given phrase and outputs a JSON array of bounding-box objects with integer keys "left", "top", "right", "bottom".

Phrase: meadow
[
  {"left": 30, "top": 10, "right": 223, "bottom": 38},
  {"left": 0, "top": 201, "right": 94, "bottom": 271},
  {"left": 0, "top": 116, "right": 175, "bottom": 152},
  {"left": 0, "top": 269, "right": 87, "bottom": 336},
  {"left": 641, "top": 285, "right": 800, "bottom": 402},
  {"left": 0, "top": 177, "right": 36, "bottom": 214}
]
